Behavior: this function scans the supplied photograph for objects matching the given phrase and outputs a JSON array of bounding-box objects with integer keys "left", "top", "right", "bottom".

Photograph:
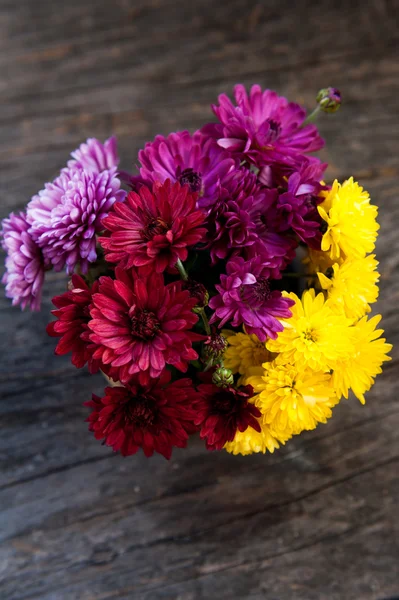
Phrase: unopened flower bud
[
  {"left": 182, "top": 278, "right": 209, "bottom": 313},
  {"left": 212, "top": 366, "right": 234, "bottom": 388},
  {"left": 316, "top": 87, "right": 341, "bottom": 113},
  {"left": 202, "top": 331, "right": 228, "bottom": 365}
]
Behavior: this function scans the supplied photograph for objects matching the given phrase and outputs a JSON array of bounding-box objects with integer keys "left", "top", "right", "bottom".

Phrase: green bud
[{"left": 212, "top": 367, "right": 234, "bottom": 388}]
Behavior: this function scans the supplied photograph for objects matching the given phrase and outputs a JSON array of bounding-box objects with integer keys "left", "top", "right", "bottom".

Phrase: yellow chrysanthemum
[
  {"left": 317, "top": 254, "right": 379, "bottom": 321},
  {"left": 304, "top": 246, "right": 338, "bottom": 276},
  {"left": 223, "top": 331, "right": 273, "bottom": 385},
  {"left": 331, "top": 314, "right": 392, "bottom": 404},
  {"left": 224, "top": 420, "right": 286, "bottom": 455},
  {"left": 266, "top": 289, "right": 354, "bottom": 371},
  {"left": 318, "top": 178, "right": 379, "bottom": 260},
  {"left": 248, "top": 361, "right": 338, "bottom": 438}
]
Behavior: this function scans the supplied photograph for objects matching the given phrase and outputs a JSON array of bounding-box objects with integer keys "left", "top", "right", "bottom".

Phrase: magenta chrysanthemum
[
  {"left": 46, "top": 274, "right": 100, "bottom": 372},
  {"left": 275, "top": 158, "right": 327, "bottom": 247},
  {"left": 209, "top": 256, "right": 295, "bottom": 341},
  {"left": 1, "top": 211, "right": 46, "bottom": 311},
  {"left": 204, "top": 84, "right": 324, "bottom": 169},
  {"left": 85, "top": 373, "right": 200, "bottom": 459},
  {"left": 128, "top": 130, "right": 237, "bottom": 209},
  {"left": 100, "top": 180, "right": 206, "bottom": 273},
  {"left": 68, "top": 136, "right": 119, "bottom": 174},
  {"left": 28, "top": 168, "right": 126, "bottom": 274},
  {"left": 88, "top": 267, "right": 204, "bottom": 385}
]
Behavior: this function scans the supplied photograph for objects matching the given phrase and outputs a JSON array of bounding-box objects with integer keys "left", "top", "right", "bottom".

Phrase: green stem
[
  {"left": 199, "top": 307, "right": 211, "bottom": 336},
  {"left": 303, "top": 105, "right": 321, "bottom": 125},
  {"left": 176, "top": 258, "right": 189, "bottom": 281}
]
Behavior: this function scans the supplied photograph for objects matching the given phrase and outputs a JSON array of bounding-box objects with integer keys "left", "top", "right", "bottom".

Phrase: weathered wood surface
[{"left": 0, "top": 0, "right": 398, "bottom": 598}]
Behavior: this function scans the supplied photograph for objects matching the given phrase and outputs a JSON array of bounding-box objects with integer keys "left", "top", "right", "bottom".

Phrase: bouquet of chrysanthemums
[{"left": 1, "top": 85, "right": 392, "bottom": 459}]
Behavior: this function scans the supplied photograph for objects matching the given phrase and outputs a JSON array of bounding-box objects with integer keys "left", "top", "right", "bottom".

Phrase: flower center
[
  {"left": 252, "top": 277, "right": 271, "bottom": 302},
  {"left": 266, "top": 118, "right": 281, "bottom": 141},
  {"left": 178, "top": 168, "right": 202, "bottom": 193},
  {"left": 212, "top": 389, "right": 236, "bottom": 414},
  {"left": 131, "top": 309, "right": 160, "bottom": 340},
  {"left": 302, "top": 328, "right": 317, "bottom": 342},
  {"left": 125, "top": 395, "right": 156, "bottom": 428},
  {"left": 141, "top": 217, "right": 169, "bottom": 241}
]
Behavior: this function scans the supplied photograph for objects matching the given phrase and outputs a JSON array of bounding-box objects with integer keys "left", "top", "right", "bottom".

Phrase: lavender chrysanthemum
[
  {"left": 68, "top": 136, "right": 119, "bottom": 174},
  {"left": 209, "top": 256, "right": 295, "bottom": 341},
  {"left": 127, "top": 130, "right": 237, "bottom": 210},
  {"left": 28, "top": 168, "right": 126, "bottom": 274},
  {"left": 204, "top": 84, "right": 324, "bottom": 170},
  {"left": 1, "top": 211, "right": 46, "bottom": 311}
]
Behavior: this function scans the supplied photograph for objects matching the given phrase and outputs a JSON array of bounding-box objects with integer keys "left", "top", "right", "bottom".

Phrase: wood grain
[{"left": 1, "top": 0, "right": 398, "bottom": 598}]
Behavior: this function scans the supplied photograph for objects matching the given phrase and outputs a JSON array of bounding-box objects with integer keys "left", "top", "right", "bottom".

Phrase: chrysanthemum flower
[
  {"left": 276, "top": 159, "right": 327, "bottom": 247},
  {"left": 209, "top": 256, "right": 295, "bottom": 341},
  {"left": 88, "top": 268, "right": 203, "bottom": 385},
  {"left": 129, "top": 130, "right": 237, "bottom": 209},
  {"left": 248, "top": 361, "right": 338, "bottom": 438},
  {"left": 223, "top": 330, "right": 273, "bottom": 385},
  {"left": 204, "top": 84, "right": 324, "bottom": 169},
  {"left": 84, "top": 373, "right": 200, "bottom": 459},
  {"left": 224, "top": 420, "right": 285, "bottom": 455},
  {"left": 47, "top": 274, "right": 100, "bottom": 372},
  {"left": 100, "top": 180, "right": 206, "bottom": 273},
  {"left": 68, "top": 136, "right": 119, "bottom": 174},
  {"left": 195, "top": 379, "right": 261, "bottom": 450},
  {"left": 318, "top": 254, "right": 380, "bottom": 321},
  {"left": 1, "top": 211, "right": 46, "bottom": 311},
  {"left": 266, "top": 289, "right": 354, "bottom": 371},
  {"left": 28, "top": 168, "right": 126, "bottom": 274},
  {"left": 204, "top": 169, "right": 259, "bottom": 262},
  {"left": 318, "top": 178, "right": 379, "bottom": 259},
  {"left": 331, "top": 315, "right": 392, "bottom": 404}
]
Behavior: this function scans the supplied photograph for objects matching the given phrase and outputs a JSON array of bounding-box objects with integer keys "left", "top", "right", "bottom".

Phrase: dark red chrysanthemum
[
  {"left": 100, "top": 180, "right": 207, "bottom": 273},
  {"left": 195, "top": 379, "right": 261, "bottom": 450},
  {"left": 88, "top": 267, "right": 204, "bottom": 385},
  {"left": 47, "top": 274, "right": 100, "bottom": 372},
  {"left": 84, "top": 372, "right": 201, "bottom": 459}
]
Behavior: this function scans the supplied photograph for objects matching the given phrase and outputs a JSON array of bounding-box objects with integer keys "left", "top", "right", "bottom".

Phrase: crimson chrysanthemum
[
  {"left": 85, "top": 372, "right": 200, "bottom": 459},
  {"left": 88, "top": 267, "right": 204, "bottom": 385},
  {"left": 195, "top": 378, "right": 261, "bottom": 450},
  {"left": 47, "top": 274, "right": 100, "bottom": 372},
  {"left": 100, "top": 180, "right": 206, "bottom": 273}
]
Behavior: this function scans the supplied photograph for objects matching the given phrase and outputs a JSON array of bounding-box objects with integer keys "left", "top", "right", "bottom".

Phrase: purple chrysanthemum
[
  {"left": 205, "top": 168, "right": 259, "bottom": 262},
  {"left": 275, "top": 159, "right": 327, "bottom": 247},
  {"left": 28, "top": 168, "right": 126, "bottom": 274},
  {"left": 203, "top": 84, "right": 324, "bottom": 170},
  {"left": 67, "top": 136, "right": 119, "bottom": 174},
  {"left": 209, "top": 256, "right": 295, "bottom": 341},
  {"left": 1, "top": 211, "right": 46, "bottom": 311},
  {"left": 126, "top": 131, "right": 237, "bottom": 210}
]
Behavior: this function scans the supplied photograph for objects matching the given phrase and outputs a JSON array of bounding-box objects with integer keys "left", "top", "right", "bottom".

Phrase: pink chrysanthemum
[
  {"left": 28, "top": 168, "right": 126, "bottom": 274},
  {"left": 204, "top": 84, "right": 324, "bottom": 169},
  {"left": 195, "top": 377, "right": 261, "bottom": 450},
  {"left": 88, "top": 268, "right": 204, "bottom": 385},
  {"left": 68, "top": 136, "right": 119, "bottom": 174},
  {"left": 209, "top": 256, "right": 295, "bottom": 341},
  {"left": 1, "top": 211, "right": 46, "bottom": 311},
  {"left": 127, "top": 130, "right": 237, "bottom": 209},
  {"left": 47, "top": 274, "right": 100, "bottom": 373},
  {"left": 100, "top": 180, "right": 206, "bottom": 273},
  {"left": 85, "top": 372, "right": 200, "bottom": 459}
]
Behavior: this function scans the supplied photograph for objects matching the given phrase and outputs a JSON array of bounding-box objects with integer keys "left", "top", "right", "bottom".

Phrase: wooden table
[{"left": 1, "top": 1, "right": 398, "bottom": 598}]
